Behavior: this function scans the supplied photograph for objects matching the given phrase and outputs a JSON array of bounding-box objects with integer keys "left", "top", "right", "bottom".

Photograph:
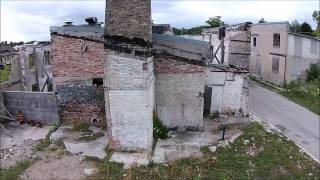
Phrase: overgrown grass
[
  {"left": 32, "top": 124, "right": 60, "bottom": 153},
  {"left": 0, "top": 65, "right": 10, "bottom": 83},
  {"left": 86, "top": 122, "right": 320, "bottom": 179},
  {"left": 72, "top": 122, "right": 92, "bottom": 132},
  {"left": 281, "top": 80, "right": 320, "bottom": 115},
  {"left": 0, "top": 160, "right": 30, "bottom": 180}
]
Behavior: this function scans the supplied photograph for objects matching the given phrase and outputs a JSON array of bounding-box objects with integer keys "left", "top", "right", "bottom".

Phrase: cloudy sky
[{"left": 1, "top": 0, "right": 318, "bottom": 42}]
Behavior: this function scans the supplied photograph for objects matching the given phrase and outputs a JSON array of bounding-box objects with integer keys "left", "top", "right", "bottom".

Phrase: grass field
[{"left": 87, "top": 122, "right": 320, "bottom": 180}]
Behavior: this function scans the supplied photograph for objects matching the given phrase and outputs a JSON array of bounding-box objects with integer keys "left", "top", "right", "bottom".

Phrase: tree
[
  {"left": 300, "top": 22, "right": 313, "bottom": 33},
  {"left": 206, "top": 16, "right": 224, "bottom": 28},
  {"left": 312, "top": 10, "right": 320, "bottom": 27},
  {"left": 312, "top": 10, "right": 320, "bottom": 37},
  {"left": 258, "top": 18, "right": 267, "bottom": 23},
  {"left": 289, "top": 20, "right": 301, "bottom": 32}
]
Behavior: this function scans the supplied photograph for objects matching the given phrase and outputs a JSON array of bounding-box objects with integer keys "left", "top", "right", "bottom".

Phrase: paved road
[{"left": 249, "top": 82, "right": 320, "bottom": 162}]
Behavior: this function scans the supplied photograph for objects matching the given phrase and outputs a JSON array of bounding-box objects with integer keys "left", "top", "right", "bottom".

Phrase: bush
[
  {"left": 307, "top": 64, "right": 320, "bottom": 81},
  {"left": 153, "top": 112, "right": 168, "bottom": 140}
]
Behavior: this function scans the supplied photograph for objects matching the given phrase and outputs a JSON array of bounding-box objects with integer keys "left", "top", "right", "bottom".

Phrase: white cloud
[
  {"left": 1, "top": 0, "right": 318, "bottom": 42},
  {"left": 152, "top": 0, "right": 318, "bottom": 28}
]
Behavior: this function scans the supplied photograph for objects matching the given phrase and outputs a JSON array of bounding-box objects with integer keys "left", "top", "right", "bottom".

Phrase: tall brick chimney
[
  {"left": 105, "top": 0, "right": 151, "bottom": 41},
  {"left": 104, "top": 0, "right": 154, "bottom": 165}
]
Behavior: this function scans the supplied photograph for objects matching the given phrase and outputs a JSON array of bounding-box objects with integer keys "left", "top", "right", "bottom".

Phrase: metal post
[{"left": 221, "top": 125, "right": 226, "bottom": 141}]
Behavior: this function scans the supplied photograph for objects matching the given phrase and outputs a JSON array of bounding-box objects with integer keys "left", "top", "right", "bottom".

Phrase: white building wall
[
  {"left": 205, "top": 70, "right": 248, "bottom": 114},
  {"left": 250, "top": 22, "right": 289, "bottom": 85},
  {"left": 105, "top": 52, "right": 154, "bottom": 153},
  {"left": 156, "top": 73, "right": 204, "bottom": 130},
  {"left": 286, "top": 34, "right": 320, "bottom": 82}
]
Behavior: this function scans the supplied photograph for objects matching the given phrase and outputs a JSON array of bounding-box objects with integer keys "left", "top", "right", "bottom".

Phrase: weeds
[
  {"left": 86, "top": 123, "right": 320, "bottom": 179},
  {"left": 32, "top": 124, "right": 60, "bottom": 153},
  {"left": 72, "top": 122, "right": 92, "bottom": 132},
  {"left": 153, "top": 112, "right": 168, "bottom": 140},
  {"left": 75, "top": 132, "right": 104, "bottom": 142},
  {"left": 0, "top": 160, "right": 30, "bottom": 180}
]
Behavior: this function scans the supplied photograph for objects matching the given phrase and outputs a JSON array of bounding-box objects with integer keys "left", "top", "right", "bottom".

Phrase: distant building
[
  {"left": 202, "top": 22, "right": 252, "bottom": 67},
  {"left": 250, "top": 22, "right": 320, "bottom": 85},
  {"left": 0, "top": 44, "right": 22, "bottom": 90},
  {"left": 17, "top": 41, "right": 53, "bottom": 91},
  {"left": 152, "top": 24, "right": 173, "bottom": 35}
]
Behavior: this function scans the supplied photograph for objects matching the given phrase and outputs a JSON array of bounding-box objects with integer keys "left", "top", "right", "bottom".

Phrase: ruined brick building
[{"left": 50, "top": 0, "right": 248, "bottom": 162}]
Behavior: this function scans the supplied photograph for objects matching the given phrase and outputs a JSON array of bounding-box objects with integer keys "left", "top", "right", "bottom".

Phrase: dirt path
[{"left": 21, "top": 151, "right": 95, "bottom": 180}]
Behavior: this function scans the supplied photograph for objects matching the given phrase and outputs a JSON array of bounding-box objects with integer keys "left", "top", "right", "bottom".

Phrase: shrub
[
  {"left": 307, "top": 64, "right": 320, "bottom": 81},
  {"left": 153, "top": 112, "right": 168, "bottom": 140}
]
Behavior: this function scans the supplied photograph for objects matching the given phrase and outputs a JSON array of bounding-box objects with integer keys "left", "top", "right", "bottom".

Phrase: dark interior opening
[
  {"left": 203, "top": 85, "right": 212, "bottom": 117},
  {"left": 92, "top": 78, "right": 103, "bottom": 87}
]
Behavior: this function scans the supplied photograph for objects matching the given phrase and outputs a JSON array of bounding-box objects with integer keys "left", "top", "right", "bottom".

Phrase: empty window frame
[
  {"left": 28, "top": 54, "right": 35, "bottom": 68},
  {"left": 47, "top": 81, "right": 53, "bottom": 92},
  {"left": 32, "top": 83, "right": 39, "bottom": 91},
  {"left": 43, "top": 51, "right": 50, "bottom": 65},
  {"left": 253, "top": 37, "right": 257, "bottom": 47},
  {"left": 142, "top": 62, "right": 148, "bottom": 71},
  {"left": 272, "top": 57, "right": 280, "bottom": 72},
  {"left": 92, "top": 78, "right": 103, "bottom": 87},
  {"left": 273, "top": 34, "right": 280, "bottom": 48}
]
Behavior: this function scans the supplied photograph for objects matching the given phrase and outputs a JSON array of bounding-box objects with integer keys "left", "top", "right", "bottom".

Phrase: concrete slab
[
  {"left": 0, "top": 124, "right": 52, "bottom": 149},
  {"left": 50, "top": 125, "right": 108, "bottom": 159},
  {"left": 0, "top": 123, "right": 52, "bottom": 168},
  {"left": 110, "top": 152, "right": 149, "bottom": 169},
  {"left": 152, "top": 119, "right": 244, "bottom": 164},
  {"left": 64, "top": 135, "right": 108, "bottom": 159}
]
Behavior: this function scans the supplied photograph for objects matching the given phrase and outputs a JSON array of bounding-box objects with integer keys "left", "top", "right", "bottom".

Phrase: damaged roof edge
[{"left": 50, "top": 26, "right": 104, "bottom": 33}]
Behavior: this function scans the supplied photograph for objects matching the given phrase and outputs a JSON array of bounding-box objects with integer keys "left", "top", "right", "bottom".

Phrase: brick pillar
[
  {"left": 104, "top": 0, "right": 154, "bottom": 164},
  {"left": 105, "top": 0, "right": 151, "bottom": 41}
]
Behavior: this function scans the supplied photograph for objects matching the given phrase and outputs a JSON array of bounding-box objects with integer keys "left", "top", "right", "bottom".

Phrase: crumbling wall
[
  {"left": 51, "top": 34, "right": 106, "bottom": 124},
  {"left": 156, "top": 73, "right": 204, "bottom": 130},
  {"left": 228, "top": 32, "right": 251, "bottom": 67},
  {"left": 205, "top": 70, "right": 248, "bottom": 114},
  {"left": 2, "top": 91, "right": 59, "bottom": 124},
  {"left": 155, "top": 57, "right": 205, "bottom": 130},
  {"left": 51, "top": 34, "right": 104, "bottom": 78},
  {"left": 152, "top": 34, "right": 209, "bottom": 62},
  {"left": 105, "top": 0, "right": 151, "bottom": 41}
]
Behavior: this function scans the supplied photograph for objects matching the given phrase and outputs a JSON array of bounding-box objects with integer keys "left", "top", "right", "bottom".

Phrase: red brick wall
[{"left": 51, "top": 34, "right": 104, "bottom": 79}]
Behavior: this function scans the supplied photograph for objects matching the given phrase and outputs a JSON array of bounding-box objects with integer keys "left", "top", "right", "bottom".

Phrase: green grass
[
  {"left": 250, "top": 76, "right": 320, "bottom": 115},
  {"left": 32, "top": 124, "right": 60, "bottom": 153},
  {"left": 153, "top": 112, "right": 168, "bottom": 141},
  {"left": 72, "top": 122, "right": 92, "bottom": 132},
  {"left": 0, "top": 160, "right": 30, "bottom": 180},
  {"left": 75, "top": 132, "right": 104, "bottom": 142},
  {"left": 85, "top": 122, "right": 320, "bottom": 179},
  {"left": 0, "top": 65, "right": 11, "bottom": 83}
]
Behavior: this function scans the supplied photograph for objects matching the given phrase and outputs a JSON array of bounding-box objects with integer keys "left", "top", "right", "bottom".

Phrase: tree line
[{"left": 173, "top": 10, "right": 320, "bottom": 37}]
